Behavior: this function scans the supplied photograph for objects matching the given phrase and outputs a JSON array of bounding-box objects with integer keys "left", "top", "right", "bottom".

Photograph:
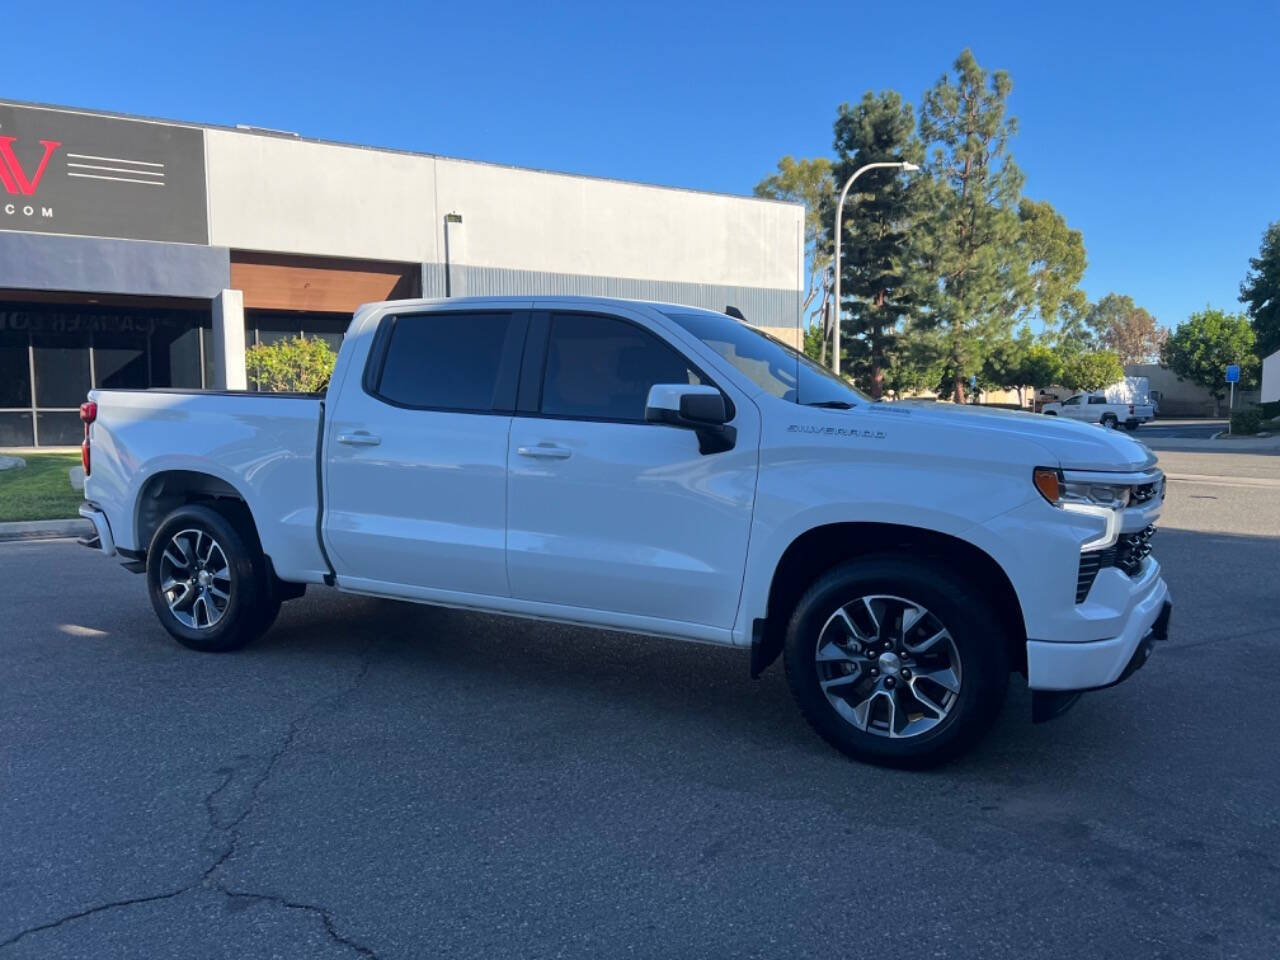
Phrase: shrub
[
  {"left": 245, "top": 335, "right": 336, "bottom": 393},
  {"left": 1230, "top": 408, "right": 1264, "bottom": 435}
]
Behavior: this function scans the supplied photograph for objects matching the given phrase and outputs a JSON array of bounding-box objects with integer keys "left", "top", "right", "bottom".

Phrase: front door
[
  {"left": 505, "top": 309, "right": 758, "bottom": 629},
  {"left": 324, "top": 307, "right": 527, "bottom": 598}
]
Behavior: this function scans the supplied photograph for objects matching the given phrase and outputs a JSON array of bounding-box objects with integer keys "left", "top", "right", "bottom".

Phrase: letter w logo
[{"left": 0, "top": 136, "right": 62, "bottom": 196}]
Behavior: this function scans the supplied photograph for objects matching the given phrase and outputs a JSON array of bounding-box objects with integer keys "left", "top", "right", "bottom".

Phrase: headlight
[
  {"left": 1062, "top": 481, "right": 1130, "bottom": 509},
  {"left": 1033, "top": 467, "right": 1124, "bottom": 551}
]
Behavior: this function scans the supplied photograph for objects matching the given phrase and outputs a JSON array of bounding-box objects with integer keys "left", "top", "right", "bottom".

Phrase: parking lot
[{"left": 3, "top": 444, "right": 1278, "bottom": 959}]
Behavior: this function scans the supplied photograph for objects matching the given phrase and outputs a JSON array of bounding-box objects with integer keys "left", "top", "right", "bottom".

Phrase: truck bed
[{"left": 84, "top": 388, "right": 330, "bottom": 584}]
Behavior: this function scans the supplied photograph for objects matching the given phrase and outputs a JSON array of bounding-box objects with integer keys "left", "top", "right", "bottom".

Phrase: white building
[
  {"left": 0, "top": 99, "right": 804, "bottom": 446},
  {"left": 1263, "top": 349, "right": 1280, "bottom": 405}
]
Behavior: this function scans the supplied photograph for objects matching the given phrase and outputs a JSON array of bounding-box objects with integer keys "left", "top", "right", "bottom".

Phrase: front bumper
[
  {"left": 1026, "top": 569, "right": 1169, "bottom": 691},
  {"left": 1029, "top": 596, "right": 1172, "bottom": 722}
]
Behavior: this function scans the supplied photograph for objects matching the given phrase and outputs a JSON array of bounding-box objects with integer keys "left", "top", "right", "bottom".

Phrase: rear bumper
[{"left": 78, "top": 503, "right": 116, "bottom": 557}]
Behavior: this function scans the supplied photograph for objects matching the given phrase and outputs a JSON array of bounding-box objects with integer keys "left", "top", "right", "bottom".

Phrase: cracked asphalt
[{"left": 2, "top": 448, "right": 1278, "bottom": 959}]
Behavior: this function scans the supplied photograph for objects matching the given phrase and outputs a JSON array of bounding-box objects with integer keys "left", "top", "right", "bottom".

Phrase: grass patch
[{"left": 0, "top": 453, "right": 85, "bottom": 522}]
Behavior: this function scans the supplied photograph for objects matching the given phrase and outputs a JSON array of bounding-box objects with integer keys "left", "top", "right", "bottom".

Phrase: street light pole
[{"left": 831, "top": 161, "right": 920, "bottom": 375}]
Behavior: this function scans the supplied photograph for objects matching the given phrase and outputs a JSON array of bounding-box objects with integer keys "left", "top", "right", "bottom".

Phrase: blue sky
[{"left": 8, "top": 0, "right": 1277, "bottom": 330}]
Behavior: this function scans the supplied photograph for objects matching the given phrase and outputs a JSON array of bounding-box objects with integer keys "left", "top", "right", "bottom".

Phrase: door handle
[
  {"left": 337, "top": 431, "right": 381, "bottom": 446},
  {"left": 517, "top": 443, "right": 572, "bottom": 460}
]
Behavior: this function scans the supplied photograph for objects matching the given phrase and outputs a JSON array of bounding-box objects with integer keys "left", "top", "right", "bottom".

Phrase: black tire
[
  {"left": 145, "top": 503, "right": 273, "bottom": 653},
  {"left": 1123, "top": 420, "right": 1139, "bottom": 431},
  {"left": 783, "top": 554, "right": 1009, "bottom": 768},
  {"left": 1043, "top": 411, "right": 1057, "bottom": 416}
]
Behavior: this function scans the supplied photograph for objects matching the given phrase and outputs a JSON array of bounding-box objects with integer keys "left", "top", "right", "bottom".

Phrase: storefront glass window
[
  {"left": 0, "top": 412, "right": 34, "bottom": 446},
  {"left": 94, "top": 330, "right": 149, "bottom": 389},
  {"left": 0, "top": 330, "right": 31, "bottom": 407},
  {"left": 35, "top": 411, "right": 85, "bottom": 446},
  {"left": 0, "top": 300, "right": 210, "bottom": 447},
  {"left": 33, "top": 334, "right": 92, "bottom": 408}
]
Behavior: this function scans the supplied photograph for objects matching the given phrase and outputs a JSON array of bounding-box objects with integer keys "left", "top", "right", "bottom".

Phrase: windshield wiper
[{"left": 802, "top": 400, "right": 856, "bottom": 409}]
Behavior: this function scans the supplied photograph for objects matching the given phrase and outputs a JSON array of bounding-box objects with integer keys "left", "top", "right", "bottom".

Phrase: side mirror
[{"left": 645, "top": 384, "right": 737, "bottom": 455}]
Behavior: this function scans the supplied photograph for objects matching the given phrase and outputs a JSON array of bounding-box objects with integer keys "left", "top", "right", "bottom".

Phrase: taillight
[
  {"left": 1129, "top": 404, "right": 1135, "bottom": 414},
  {"left": 80, "top": 402, "right": 96, "bottom": 476}
]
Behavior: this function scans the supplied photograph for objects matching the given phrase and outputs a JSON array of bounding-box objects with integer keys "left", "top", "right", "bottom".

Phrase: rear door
[
  {"left": 504, "top": 306, "right": 759, "bottom": 629},
  {"left": 323, "top": 305, "right": 528, "bottom": 598}
]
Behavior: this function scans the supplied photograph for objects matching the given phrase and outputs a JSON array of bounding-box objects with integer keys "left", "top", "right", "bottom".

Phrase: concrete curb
[{"left": 0, "top": 518, "right": 93, "bottom": 542}]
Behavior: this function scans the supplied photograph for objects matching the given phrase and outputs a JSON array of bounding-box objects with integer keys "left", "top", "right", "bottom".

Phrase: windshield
[{"left": 664, "top": 311, "right": 868, "bottom": 407}]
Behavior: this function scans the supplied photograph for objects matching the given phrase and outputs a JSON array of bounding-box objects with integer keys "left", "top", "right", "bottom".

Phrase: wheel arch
[
  {"left": 751, "top": 522, "right": 1027, "bottom": 679},
  {"left": 135, "top": 470, "right": 262, "bottom": 557}
]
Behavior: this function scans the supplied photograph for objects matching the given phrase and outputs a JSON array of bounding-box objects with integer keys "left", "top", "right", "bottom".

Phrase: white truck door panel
[
  {"left": 324, "top": 308, "right": 526, "bottom": 597},
  {"left": 505, "top": 310, "right": 758, "bottom": 628}
]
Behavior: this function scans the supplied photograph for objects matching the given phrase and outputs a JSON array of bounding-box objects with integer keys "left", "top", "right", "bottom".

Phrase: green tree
[
  {"left": 1240, "top": 220, "right": 1280, "bottom": 359},
  {"left": 755, "top": 156, "right": 834, "bottom": 354},
  {"left": 981, "top": 330, "right": 1030, "bottom": 404},
  {"left": 245, "top": 335, "right": 336, "bottom": 393},
  {"left": 1021, "top": 343, "right": 1064, "bottom": 401},
  {"left": 1016, "top": 198, "right": 1087, "bottom": 334},
  {"left": 825, "top": 91, "right": 924, "bottom": 398},
  {"left": 1161, "top": 308, "right": 1258, "bottom": 414},
  {"left": 1086, "top": 293, "right": 1165, "bottom": 365},
  {"left": 1060, "top": 350, "right": 1125, "bottom": 392},
  {"left": 1054, "top": 300, "right": 1096, "bottom": 355},
  {"left": 880, "top": 325, "right": 947, "bottom": 398},
  {"left": 981, "top": 328, "right": 1062, "bottom": 407},
  {"left": 916, "top": 50, "right": 1028, "bottom": 403}
]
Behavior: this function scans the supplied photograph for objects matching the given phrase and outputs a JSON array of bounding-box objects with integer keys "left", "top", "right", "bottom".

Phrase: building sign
[{"left": 0, "top": 102, "right": 208, "bottom": 244}]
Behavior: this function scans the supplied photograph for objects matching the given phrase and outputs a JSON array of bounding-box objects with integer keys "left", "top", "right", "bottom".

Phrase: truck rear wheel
[
  {"left": 783, "top": 555, "right": 1009, "bottom": 768},
  {"left": 145, "top": 504, "right": 273, "bottom": 653},
  {"left": 1101, "top": 413, "right": 1119, "bottom": 429}
]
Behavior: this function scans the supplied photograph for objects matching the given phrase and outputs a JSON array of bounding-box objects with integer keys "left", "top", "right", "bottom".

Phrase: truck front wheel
[
  {"left": 145, "top": 504, "right": 273, "bottom": 653},
  {"left": 783, "top": 555, "right": 1009, "bottom": 768}
]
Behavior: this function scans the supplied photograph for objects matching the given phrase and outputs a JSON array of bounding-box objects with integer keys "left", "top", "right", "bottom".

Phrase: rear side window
[
  {"left": 373, "top": 312, "right": 513, "bottom": 411},
  {"left": 1088, "top": 396, "right": 1107, "bottom": 404},
  {"left": 540, "top": 313, "right": 700, "bottom": 422}
]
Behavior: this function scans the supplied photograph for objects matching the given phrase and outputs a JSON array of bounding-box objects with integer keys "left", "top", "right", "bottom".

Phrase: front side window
[
  {"left": 540, "top": 313, "right": 700, "bottom": 422},
  {"left": 664, "top": 309, "right": 867, "bottom": 407},
  {"left": 1064, "top": 396, "right": 1082, "bottom": 406},
  {"left": 374, "top": 311, "right": 512, "bottom": 411}
]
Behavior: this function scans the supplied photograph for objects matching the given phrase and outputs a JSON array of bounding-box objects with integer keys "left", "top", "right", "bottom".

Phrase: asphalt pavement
[{"left": 2, "top": 447, "right": 1279, "bottom": 959}]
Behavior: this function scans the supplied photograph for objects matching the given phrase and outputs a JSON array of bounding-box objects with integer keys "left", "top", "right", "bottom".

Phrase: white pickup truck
[
  {"left": 1041, "top": 391, "right": 1156, "bottom": 430},
  {"left": 78, "top": 296, "right": 1171, "bottom": 767}
]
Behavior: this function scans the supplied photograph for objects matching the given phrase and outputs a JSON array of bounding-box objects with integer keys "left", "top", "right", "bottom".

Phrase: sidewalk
[
  {"left": 1141, "top": 434, "right": 1280, "bottom": 453},
  {"left": 0, "top": 518, "right": 93, "bottom": 542}
]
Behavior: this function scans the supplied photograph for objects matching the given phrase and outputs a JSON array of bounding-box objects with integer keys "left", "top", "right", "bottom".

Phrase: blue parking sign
[{"left": 1225, "top": 364, "right": 1240, "bottom": 383}]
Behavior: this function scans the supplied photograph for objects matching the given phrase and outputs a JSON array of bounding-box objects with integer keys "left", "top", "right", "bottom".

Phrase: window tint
[
  {"left": 1088, "top": 395, "right": 1107, "bottom": 404},
  {"left": 376, "top": 312, "right": 512, "bottom": 411},
  {"left": 1064, "top": 396, "right": 1081, "bottom": 405},
  {"left": 540, "top": 313, "right": 699, "bottom": 422}
]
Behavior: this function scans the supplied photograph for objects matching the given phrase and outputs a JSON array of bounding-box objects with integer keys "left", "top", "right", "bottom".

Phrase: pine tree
[
  {"left": 916, "top": 50, "right": 1027, "bottom": 403},
  {"left": 1240, "top": 221, "right": 1280, "bottom": 359},
  {"left": 824, "top": 91, "right": 924, "bottom": 398}
]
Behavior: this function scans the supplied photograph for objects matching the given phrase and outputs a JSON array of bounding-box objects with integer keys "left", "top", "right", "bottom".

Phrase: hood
[{"left": 867, "top": 401, "right": 1157, "bottom": 472}]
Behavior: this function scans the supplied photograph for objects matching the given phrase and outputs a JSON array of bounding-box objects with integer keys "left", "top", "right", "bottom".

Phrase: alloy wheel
[
  {"left": 159, "top": 528, "right": 231, "bottom": 629},
  {"left": 814, "top": 594, "right": 962, "bottom": 739}
]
